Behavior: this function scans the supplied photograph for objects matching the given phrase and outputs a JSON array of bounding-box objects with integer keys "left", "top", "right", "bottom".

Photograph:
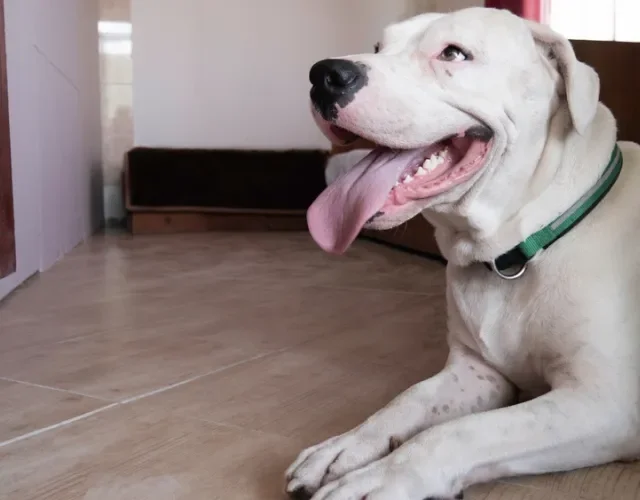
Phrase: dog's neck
[{"left": 430, "top": 103, "right": 618, "bottom": 267}]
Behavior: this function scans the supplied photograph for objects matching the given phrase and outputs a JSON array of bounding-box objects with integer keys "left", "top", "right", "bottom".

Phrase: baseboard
[
  {"left": 359, "top": 235, "right": 446, "bottom": 265},
  {"left": 125, "top": 147, "right": 328, "bottom": 211},
  {"left": 123, "top": 147, "right": 329, "bottom": 235},
  {"left": 128, "top": 211, "right": 308, "bottom": 234}
]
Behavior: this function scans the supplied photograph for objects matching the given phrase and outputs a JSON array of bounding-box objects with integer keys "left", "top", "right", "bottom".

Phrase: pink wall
[{"left": 0, "top": 0, "right": 103, "bottom": 301}]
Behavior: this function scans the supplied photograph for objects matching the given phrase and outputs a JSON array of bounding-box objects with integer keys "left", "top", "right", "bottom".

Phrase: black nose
[
  {"left": 309, "top": 59, "right": 364, "bottom": 93},
  {"left": 309, "top": 59, "right": 368, "bottom": 120}
]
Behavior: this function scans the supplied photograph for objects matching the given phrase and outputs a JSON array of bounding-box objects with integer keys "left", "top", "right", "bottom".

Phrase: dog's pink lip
[
  {"left": 380, "top": 136, "right": 492, "bottom": 210},
  {"left": 329, "top": 125, "right": 359, "bottom": 144},
  {"left": 307, "top": 129, "right": 493, "bottom": 255},
  {"left": 324, "top": 124, "right": 494, "bottom": 209}
]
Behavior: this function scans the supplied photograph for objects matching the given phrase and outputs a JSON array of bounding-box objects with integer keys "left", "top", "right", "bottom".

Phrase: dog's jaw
[
  {"left": 380, "top": 135, "right": 493, "bottom": 210},
  {"left": 306, "top": 124, "right": 494, "bottom": 254}
]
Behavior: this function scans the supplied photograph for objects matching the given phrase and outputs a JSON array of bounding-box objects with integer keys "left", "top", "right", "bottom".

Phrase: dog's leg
[
  {"left": 285, "top": 345, "right": 515, "bottom": 498},
  {"left": 310, "top": 387, "right": 636, "bottom": 500}
]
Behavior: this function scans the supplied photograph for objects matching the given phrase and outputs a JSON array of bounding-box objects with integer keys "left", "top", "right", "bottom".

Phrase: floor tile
[
  {"left": 0, "top": 379, "right": 106, "bottom": 444},
  {"left": 503, "top": 462, "right": 640, "bottom": 500},
  {"left": 0, "top": 403, "right": 298, "bottom": 500},
  {"left": 0, "top": 232, "right": 628, "bottom": 499},
  {"left": 0, "top": 279, "right": 440, "bottom": 400},
  {"left": 467, "top": 481, "right": 587, "bottom": 499},
  {"left": 139, "top": 345, "right": 432, "bottom": 445}
]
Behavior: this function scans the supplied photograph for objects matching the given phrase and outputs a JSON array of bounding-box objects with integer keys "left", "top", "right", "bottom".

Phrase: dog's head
[{"left": 307, "top": 8, "right": 600, "bottom": 255}]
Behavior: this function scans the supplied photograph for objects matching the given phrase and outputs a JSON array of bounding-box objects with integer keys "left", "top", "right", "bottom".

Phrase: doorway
[{"left": 0, "top": 0, "right": 15, "bottom": 279}]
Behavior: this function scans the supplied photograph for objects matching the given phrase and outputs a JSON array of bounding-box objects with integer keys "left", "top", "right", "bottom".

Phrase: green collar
[{"left": 488, "top": 144, "right": 623, "bottom": 279}]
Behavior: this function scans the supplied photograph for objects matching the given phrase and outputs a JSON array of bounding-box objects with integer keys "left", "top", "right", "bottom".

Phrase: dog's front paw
[
  {"left": 308, "top": 451, "right": 463, "bottom": 500},
  {"left": 285, "top": 430, "right": 399, "bottom": 499}
]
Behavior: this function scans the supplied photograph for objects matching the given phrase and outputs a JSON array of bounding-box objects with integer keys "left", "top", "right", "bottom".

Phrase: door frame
[{"left": 0, "top": 0, "right": 15, "bottom": 279}]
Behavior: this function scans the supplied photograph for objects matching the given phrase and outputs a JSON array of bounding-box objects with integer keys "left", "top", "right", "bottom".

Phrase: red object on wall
[{"left": 485, "top": 0, "right": 542, "bottom": 21}]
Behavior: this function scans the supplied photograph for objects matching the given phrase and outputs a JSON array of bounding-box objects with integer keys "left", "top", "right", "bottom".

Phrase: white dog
[{"left": 285, "top": 7, "right": 640, "bottom": 500}]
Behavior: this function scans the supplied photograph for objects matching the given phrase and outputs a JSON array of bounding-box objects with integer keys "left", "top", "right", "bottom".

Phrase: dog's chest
[{"left": 448, "top": 265, "right": 549, "bottom": 390}]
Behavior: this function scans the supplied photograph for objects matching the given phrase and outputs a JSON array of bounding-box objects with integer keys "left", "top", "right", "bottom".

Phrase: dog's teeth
[
  {"left": 420, "top": 149, "right": 449, "bottom": 173},
  {"left": 403, "top": 175, "right": 413, "bottom": 184},
  {"left": 424, "top": 159, "right": 437, "bottom": 171},
  {"left": 416, "top": 167, "right": 427, "bottom": 176}
]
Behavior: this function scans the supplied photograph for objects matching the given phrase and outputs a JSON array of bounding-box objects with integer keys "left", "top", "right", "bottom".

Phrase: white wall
[
  {"left": 549, "top": 0, "right": 640, "bottom": 42},
  {"left": 0, "top": 0, "right": 102, "bottom": 301},
  {"left": 132, "top": 0, "right": 416, "bottom": 149}
]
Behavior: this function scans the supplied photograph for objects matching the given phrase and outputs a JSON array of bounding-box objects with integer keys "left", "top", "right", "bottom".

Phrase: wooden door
[
  {"left": 571, "top": 40, "right": 640, "bottom": 144},
  {"left": 0, "top": 0, "right": 14, "bottom": 279}
]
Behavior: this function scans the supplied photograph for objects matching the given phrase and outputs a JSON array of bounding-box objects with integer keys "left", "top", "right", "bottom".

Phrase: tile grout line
[
  {"left": 117, "top": 348, "right": 291, "bottom": 405},
  {"left": 0, "top": 403, "right": 119, "bottom": 449},
  {"left": 1, "top": 269, "right": 445, "bottom": 327},
  {"left": 182, "top": 414, "right": 294, "bottom": 440},
  {"left": 0, "top": 377, "right": 113, "bottom": 402},
  {"left": 311, "top": 283, "right": 444, "bottom": 297},
  {"left": 206, "top": 275, "right": 444, "bottom": 297},
  {"left": 56, "top": 332, "right": 103, "bottom": 345},
  {"left": 0, "top": 347, "right": 294, "bottom": 449}
]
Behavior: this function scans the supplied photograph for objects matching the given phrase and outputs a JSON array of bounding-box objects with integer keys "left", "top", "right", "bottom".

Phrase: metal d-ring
[{"left": 490, "top": 260, "right": 527, "bottom": 280}]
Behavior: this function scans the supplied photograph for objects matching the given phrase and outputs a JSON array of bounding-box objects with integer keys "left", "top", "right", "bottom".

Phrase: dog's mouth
[{"left": 307, "top": 125, "right": 493, "bottom": 254}]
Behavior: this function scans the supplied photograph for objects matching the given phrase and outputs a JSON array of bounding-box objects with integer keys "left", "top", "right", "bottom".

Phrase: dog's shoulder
[
  {"left": 606, "top": 141, "right": 640, "bottom": 214},
  {"left": 618, "top": 141, "right": 640, "bottom": 167}
]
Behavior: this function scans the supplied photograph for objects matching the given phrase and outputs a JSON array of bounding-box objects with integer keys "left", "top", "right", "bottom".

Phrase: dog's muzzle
[{"left": 309, "top": 59, "right": 368, "bottom": 121}]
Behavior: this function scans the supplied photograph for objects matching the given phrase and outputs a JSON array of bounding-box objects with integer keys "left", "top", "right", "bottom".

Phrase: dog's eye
[
  {"left": 438, "top": 45, "right": 469, "bottom": 62},
  {"left": 374, "top": 42, "right": 381, "bottom": 54}
]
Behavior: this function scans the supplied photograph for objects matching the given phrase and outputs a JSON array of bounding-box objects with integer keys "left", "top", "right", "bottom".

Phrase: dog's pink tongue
[{"left": 307, "top": 148, "right": 405, "bottom": 254}]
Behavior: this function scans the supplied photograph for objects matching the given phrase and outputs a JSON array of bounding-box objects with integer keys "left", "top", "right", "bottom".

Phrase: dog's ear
[{"left": 525, "top": 20, "right": 600, "bottom": 135}]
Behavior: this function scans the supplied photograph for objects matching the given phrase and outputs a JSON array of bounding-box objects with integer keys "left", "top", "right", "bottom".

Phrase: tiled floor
[{"left": 0, "top": 232, "right": 637, "bottom": 499}]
